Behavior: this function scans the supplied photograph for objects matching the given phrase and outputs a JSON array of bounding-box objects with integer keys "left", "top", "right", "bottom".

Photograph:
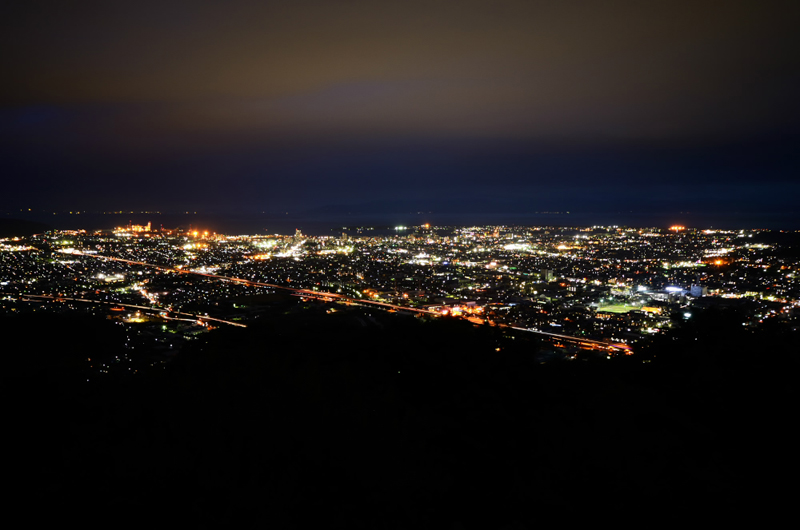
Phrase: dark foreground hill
[{"left": 3, "top": 307, "right": 796, "bottom": 528}]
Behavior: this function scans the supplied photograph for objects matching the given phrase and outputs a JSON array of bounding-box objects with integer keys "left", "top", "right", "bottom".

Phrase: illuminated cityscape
[
  {"left": 4, "top": 215, "right": 798, "bottom": 526},
  {"left": 3, "top": 222, "right": 799, "bottom": 369},
  {"left": 3, "top": 0, "right": 797, "bottom": 525}
]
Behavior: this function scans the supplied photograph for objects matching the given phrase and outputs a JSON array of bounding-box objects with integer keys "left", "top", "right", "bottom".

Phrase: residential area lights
[{"left": 2, "top": 224, "right": 798, "bottom": 360}]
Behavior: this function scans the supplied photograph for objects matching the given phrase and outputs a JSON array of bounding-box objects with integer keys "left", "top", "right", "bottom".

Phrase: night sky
[{"left": 2, "top": 1, "right": 798, "bottom": 224}]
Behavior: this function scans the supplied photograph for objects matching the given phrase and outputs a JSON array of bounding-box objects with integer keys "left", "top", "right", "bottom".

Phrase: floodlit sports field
[{"left": 597, "top": 303, "right": 643, "bottom": 314}]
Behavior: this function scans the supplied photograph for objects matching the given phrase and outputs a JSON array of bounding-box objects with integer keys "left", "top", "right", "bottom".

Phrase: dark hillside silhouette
[{"left": 3, "top": 307, "right": 795, "bottom": 528}]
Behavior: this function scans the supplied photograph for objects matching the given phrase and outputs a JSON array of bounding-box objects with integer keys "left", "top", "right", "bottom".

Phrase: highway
[{"left": 16, "top": 293, "right": 247, "bottom": 327}]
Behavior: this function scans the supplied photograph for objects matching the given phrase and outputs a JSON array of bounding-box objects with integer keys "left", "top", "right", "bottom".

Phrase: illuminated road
[
  {"left": 16, "top": 293, "right": 247, "bottom": 327},
  {"left": 66, "top": 251, "right": 632, "bottom": 352},
  {"left": 509, "top": 326, "right": 633, "bottom": 353}
]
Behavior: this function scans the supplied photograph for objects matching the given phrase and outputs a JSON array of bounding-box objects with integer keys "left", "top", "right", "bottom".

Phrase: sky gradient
[{"left": 2, "top": 1, "right": 798, "bottom": 223}]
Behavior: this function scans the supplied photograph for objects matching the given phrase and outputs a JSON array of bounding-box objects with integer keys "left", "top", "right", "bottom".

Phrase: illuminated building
[{"left": 113, "top": 221, "right": 151, "bottom": 235}]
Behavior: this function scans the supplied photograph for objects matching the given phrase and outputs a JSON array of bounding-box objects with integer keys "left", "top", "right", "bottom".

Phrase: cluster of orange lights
[
  {"left": 669, "top": 225, "right": 685, "bottom": 232},
  {"left": 441, "top": 305, "right": 484, "bottom": 316}
]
